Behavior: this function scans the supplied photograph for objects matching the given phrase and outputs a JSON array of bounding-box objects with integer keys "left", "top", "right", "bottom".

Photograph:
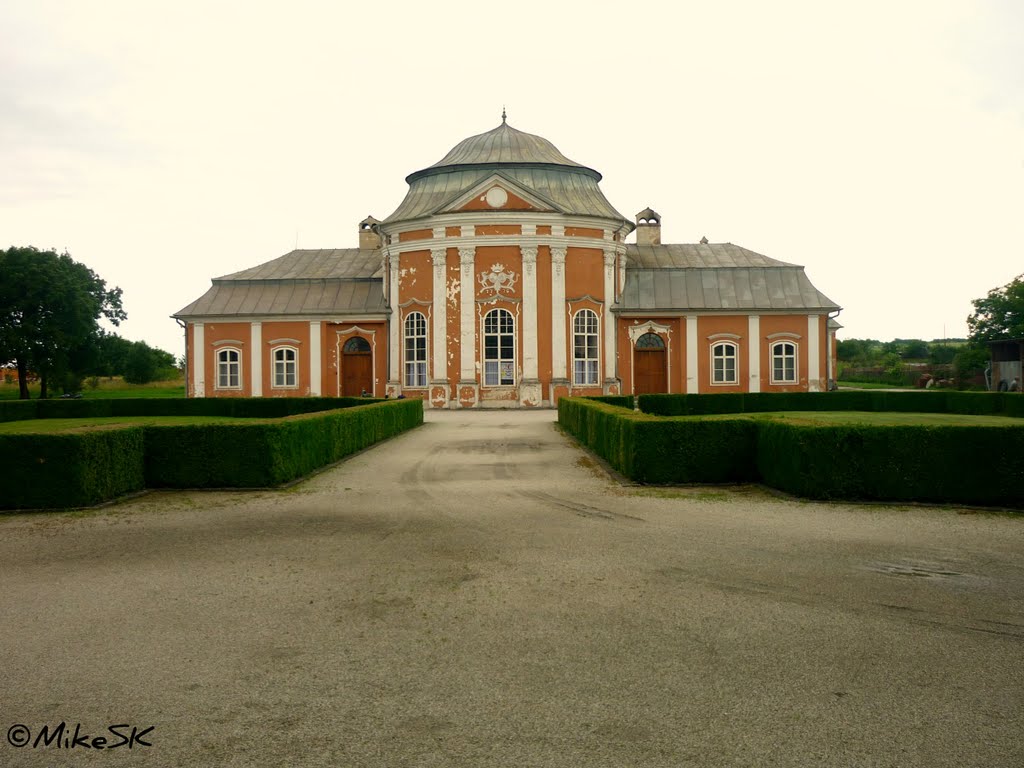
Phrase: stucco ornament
[{"left": 478, "top": 264, "right": 518, "bottom": 295}]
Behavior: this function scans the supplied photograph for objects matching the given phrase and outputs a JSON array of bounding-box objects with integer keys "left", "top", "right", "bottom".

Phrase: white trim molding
[
  {"left": 603, "top": 249, "right": 617, "bottom": 384},
  {"left": 459, "top": 247, "right": 476, "bottom": 383},
  {"left": 521, "top": 245, "right": 539, "bottom": 381},
  {"left": 431, "top": 248, "right": 447, "bottom": 384},
  {"left": 686, "top": 315, "right": 698, "bottom": 393},
  {"left": 748, "top": 315, "right": 760, "bottom": 393},
  {"left": 550, "top": 246, "right": 567, "bottom": 382},
  {"left": 309, "top": 321, "right": 321, "bottom": 395},
  {"left": 807, "top": 314, "right": 821, "bottom": 391}
]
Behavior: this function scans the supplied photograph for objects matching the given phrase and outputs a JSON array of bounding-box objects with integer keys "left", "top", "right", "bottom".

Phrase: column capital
[
  {"left": 550, "top": 246, "right": 567, "bottom": 263},
  {"left": 521, "top": 245, "right": 538, "bottom": 263},
  {"left": 431, "top": 247, "right": 446, "bottom": 266},
  {"left": 459, "top": 246, "right": 475, "bottom": 265},
  {"left": 603, "top": 248, "right": 616, "bottom": 266}
]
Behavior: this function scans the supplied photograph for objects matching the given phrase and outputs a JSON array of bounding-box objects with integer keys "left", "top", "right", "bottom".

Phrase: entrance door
[
  {"left": 634, "top": 332, "right": 667, "bottom": 394},
  {"left": 341, "top": 337, "right": 373, "bottom": 396}
]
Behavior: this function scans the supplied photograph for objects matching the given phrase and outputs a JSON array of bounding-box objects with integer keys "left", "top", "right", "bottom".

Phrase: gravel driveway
[{"left": 1, "top": 409, "right": 1022, "bottom": 767}]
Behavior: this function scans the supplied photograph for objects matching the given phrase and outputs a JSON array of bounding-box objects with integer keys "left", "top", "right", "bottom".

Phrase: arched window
[
  {"left": 272, "top": 346, "right": 297, "bottom": 388},
  {"left": 711, "top": 342, "right": 738, "bottom": 385},
  {"left": 573, "top": 309, "right": 600, "bottom": 385},
  {"left": 343, "top": 337, "right": 371, "bottom": 353},
  {"left": 404, "top": 312, "right": 427, "bottom": 388},
  {"left": 216, "top": 348, "right": 241, "bottom": 389},
  {"left": 483, "top": 308, "right": 515, "bottom": 386},
  {"left": 635, "top": 332, "right": 665, "bottom": 349},
  {"left": 770, "top": 341, "right": 798, "bottom": 384}
]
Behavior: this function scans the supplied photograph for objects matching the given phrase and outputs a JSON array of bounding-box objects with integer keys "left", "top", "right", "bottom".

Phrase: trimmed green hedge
[
  {"left": 145, "top": 399, "right": 422, "bottom": 488},
  {"left": 0, "top": 396, "right": 379, "bottom": 424},
  {"left": 2, "top": 399, "right": 422, "bottom": 509},
  {"left": 583, "top": 395, "right": 635, "bottom": 409},
  {"left": 561, "top": 397, "right": 1024, "bottom": 507},
  {"left": 639, "top": 391, "right": 1024, "bottom": 418},
  {"left": 2, "top": 429, "right": 146, "bottom": 510}
]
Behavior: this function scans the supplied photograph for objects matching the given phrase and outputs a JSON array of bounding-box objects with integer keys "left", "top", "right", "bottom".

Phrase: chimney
[
  {"left": 359, "top": 215, "right": 383, "bottom": 249},
  {"left": 635, "top": 207, "right": 661, "bottom": 246}
]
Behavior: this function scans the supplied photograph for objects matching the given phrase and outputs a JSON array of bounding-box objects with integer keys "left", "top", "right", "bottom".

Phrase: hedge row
[
  {"left": 0, "top": 396, "right": 379, "bottom": 423},
  {"left": 3, "top": 429, "right": 146, "bottom": 509},
  {"left": 559, "top": 397, "right": 1024, "bottom": 507},
  {"left": 583, "top": 395, "right": 635, "bottom": 409},
  {"left": 145, "top": 399, "right": 422, "bottom": 488},
  {"left": 638, "top": 391, "right": 1024, "bottom": 418},
  {"left": 2, "top": 399, "right": 422, "bottom": 510}
]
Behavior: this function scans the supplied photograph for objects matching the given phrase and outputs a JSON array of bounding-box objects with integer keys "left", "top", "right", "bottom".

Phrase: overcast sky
[{"left": 2, "top": 0, "right": 1022, "bottom": 357}]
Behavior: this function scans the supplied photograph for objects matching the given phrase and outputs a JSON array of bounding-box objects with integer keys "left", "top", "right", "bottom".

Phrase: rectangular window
[
  {"left": 771, "top": 342, "right": 797, "bottom": 384},
  {"left": 272, "top": 347, "right": 297, "bottom": 388},
  {"left": 216, "top": 348, "right": 241, "bottom": 389},
  {"left": 483, "top": 309, "right": 515, "bottom": 386},
  {"left": 712, "top": 343, "right": 738, "bottom": 385},
  {"left": 573, "top": 310, "right": 600, "bottom": 385}
]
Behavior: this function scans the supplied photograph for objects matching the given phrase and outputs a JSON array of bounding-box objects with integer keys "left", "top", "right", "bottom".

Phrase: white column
[
  {"left": 193, "top": 322, "right": 205, "bottom": 397},
  {"left": 521, "top": 246, "right": 538, "bottom": 380},
  {"left": 388, "top": 252, "right": 401, "bottom": 386},
  {"left": 459, "top": 247, "right": 476, "bottom": 382},
  {"left": 431, "top": 248, "right": 447, "bottom": 381},
  {"left": 686, "top": 315, "right": 698, "bottom": 393},
  {"left": 250, "top": 322, "right": 262, "bottom": 396},
  {"left": 808, "top": 314, "right": 821, "bottom": 391},
  {"left": 602, "top": 249, "right": 617, "bottom": 384},
  {"left": 748, "top": 315, "right": 760, "bottom": 393},
  {"left": 309, "top": 321, "right": 322, "bottom": 396},
  {"left": 550, "top": 246, "right": 567, "bottom": 381}
]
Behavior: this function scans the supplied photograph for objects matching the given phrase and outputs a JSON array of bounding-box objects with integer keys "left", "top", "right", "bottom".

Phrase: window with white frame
[
  {"left": 573, "top": 309, "right": 599, "bottom": 385},
  {"left": 711, "top": 342, "right": 738, "bottom": 385},
  {"left": 216, "top": 348, "right": 241, "bottom": 389},
  {"left": 272, "top": 346, "right": 297, "bottom": 388},
  {"left": 483, "top": 308, "right": 515, "bottom": 386},
  {"left": 404, "top": 312, "right": 427, "bottom": 387},
  {"left": 771, "top": 341, "right": 798, "bottom": 384}
]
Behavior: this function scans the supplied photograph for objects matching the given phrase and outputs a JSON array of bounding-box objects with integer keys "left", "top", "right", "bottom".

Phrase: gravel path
[{"left": 1, "top": 410, "right": 1022, "bottom": 767}]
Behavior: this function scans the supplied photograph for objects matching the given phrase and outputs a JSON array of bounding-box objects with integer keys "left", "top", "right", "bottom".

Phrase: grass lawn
[
  {"left": 703, "top": 410, "right": 1022, "bottom": 427},
  {"left": 0, "top": 415, "right": 263, "bottom": 434},
  {"left": 0, "top": 377, "right": 185, "bottom": 400}
]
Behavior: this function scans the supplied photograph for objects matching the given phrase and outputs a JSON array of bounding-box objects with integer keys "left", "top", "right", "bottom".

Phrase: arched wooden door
[
  {"left": 341, "top": 337, "right": 373, "bottom": 396},
  {"left": 634, "top": 332, "right": 667, "bottom": 394}
]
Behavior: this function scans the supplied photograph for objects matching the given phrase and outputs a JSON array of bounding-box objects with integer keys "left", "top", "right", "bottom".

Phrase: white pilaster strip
[
  {"left": 686, "top": 315, "right": 698, "bottom": 394},
  {"left": 521, "top": 246, "right": 539, "bottom": 379},
  {"left": 250, "top": 322, "right": 262, "bottom": 397},
  {"left": 748, "top": 315, "right": 760, "bottom": 393},
  {"left": 431, "top": 248, "right": 447, "bottom": 381},
  {"left": 309, "top": 321, "right": 321, "bottom": 396},
  {"left": 389, "top": 253, "right": 401, "bottom": 384},
  {"left": 459, "top": 247, "right": 476, "bottom": 381},
  {"left": 193, "top": 322, "right": 205, "bottom": 398},
  {"left": 602, "top": 249, "right": 616, "bottom": 382},
  {"left": 808, "top": 314, "right": 821, "bottom": 391},
  {"left": 550, "top": 246, "right": 567, "bottom": 380}
]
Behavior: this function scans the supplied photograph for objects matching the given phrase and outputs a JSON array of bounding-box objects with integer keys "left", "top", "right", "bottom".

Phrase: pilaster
[
  {"left": 808, "top": 314, "right": 821, "bottom": 391},
  {"left": 250, "top": 322, "right": 262, "bottom": 397},
  {"left": 602, "top": 249, "right": 617, "bottom": 389},
  {"left": 193, "top": 322, "right": 205, "bottom": 398},
  {"left": 686, "top": 315, "right": 698, "bottom": 394},
  {"left": 458, "top": 246, "right": 478, "bottom": 407},
  {"left": 387, "top": 251, "right": 401, "bottom": 393},
  {"left": 309, "top": 321, "right": 322, "bottom": 396},
  {"left": 430, "top": 248, "right": 449, "bottom": 406},
  {"left": 748, "top": 315, "right": 760, "bottom": 393},
  {"left": 550, "top": 246, "right": 568, "bottom": 388}
]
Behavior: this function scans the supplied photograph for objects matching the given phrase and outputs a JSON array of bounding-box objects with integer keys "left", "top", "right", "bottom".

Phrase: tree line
[{"left": 1, "top": 246, "right": 178, "bottom": 399}]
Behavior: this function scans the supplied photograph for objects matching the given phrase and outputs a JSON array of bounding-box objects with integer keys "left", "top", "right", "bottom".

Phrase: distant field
[
  {"left": 0, "top": 415, "right": 258, "bottom": 434},
  {"left": 705, "top": 411, "right": 1021, "bottom": 427},
  {"left": 0, "top": 377, "right": 185, "bottom": 400}
]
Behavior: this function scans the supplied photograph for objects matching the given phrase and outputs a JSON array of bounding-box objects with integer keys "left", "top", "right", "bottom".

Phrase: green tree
[
  {"left": 967, "top": 274, "right": 1024, "bottom": 342},
  {"left": 0, "top": 247, "right": 125, "bottom": 399}
]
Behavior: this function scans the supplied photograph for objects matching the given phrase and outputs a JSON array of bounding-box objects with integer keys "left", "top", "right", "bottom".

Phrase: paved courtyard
[{"left": 1, "top": 410, "right": 1022, "bottom": 767}]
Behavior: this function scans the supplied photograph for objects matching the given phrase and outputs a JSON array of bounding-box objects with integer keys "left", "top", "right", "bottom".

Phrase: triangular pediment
[{"left": 435, "top": 172, "right": 565, "bottom": 215}]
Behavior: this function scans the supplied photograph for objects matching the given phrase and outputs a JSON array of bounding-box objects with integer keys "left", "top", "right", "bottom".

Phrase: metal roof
[
  {"left": 385, "top": 167, "right": 629, "bottom": 226},
  {"left": 620, "top": 266, "right": 840, "bottom": 312},
  {"left": 626, "top": 243, "right": 797, "bottom": 269},
  {"left": 217, "top": 249, "right": 382, "bottom": 280},
  {"left": 175, "top": 278, "right": 386, "bottom": 319},
  {"left": 424, "top": 122, "right": 586, "bottom": 172}
]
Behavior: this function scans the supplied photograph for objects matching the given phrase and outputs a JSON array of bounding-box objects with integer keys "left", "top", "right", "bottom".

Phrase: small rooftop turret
[
  {"left": 636, "top": 207, "right": 661, "bottom": 246},
  {"left": 359, "top": 215, "right": 382, "bottom": 249}
]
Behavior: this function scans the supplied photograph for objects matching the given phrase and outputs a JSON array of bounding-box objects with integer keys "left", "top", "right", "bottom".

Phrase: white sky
[{"left": 2, "top": 0, "right": 1022, "bottom": 357}]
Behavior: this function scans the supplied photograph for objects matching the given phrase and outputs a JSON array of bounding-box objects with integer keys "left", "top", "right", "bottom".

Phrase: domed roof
[
  {"left": 428, "top": 121, "right": 585, "bottom": 171},
  {"left": 385, "top": 119, "right": 630, "bottom": 228},
  {"left": 406, "top": 119, "right": 600, "bottom": 184}
]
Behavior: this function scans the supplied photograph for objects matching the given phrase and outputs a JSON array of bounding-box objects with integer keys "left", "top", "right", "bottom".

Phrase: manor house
[{"left": 175, "top": 117, "right": 841, "bottom": 407}]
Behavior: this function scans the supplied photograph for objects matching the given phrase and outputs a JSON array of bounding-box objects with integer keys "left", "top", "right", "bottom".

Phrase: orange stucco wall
[
  {"left": 204, "top": 322, "right": 251, "bottom": 397},
  {"left": 697, "top": 316, "right": 747, "bottom": 394},
  {"left": 475, "top": 224, "right": 522, "bottom": 236},
  {"left": 759, "top": 315, "right": 809, "bottom": 392},
  {"left": 399, "top": 229, "right": 432, "bottom": 242},
  {"left": 459, "top": 189, "right": 536, "bottom": 211},
  {"left": 327, "top": 322, "right": 386, "bottom": 397},
  {"left": 565, "top": 247, "right": 603, "bottom": 301},
  {"left": 565, "top": 227, "right": 604, "bottom": 239}
]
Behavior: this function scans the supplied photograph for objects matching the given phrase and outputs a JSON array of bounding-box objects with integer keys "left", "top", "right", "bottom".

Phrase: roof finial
[{"left": 501, "top": 106, "right": 507, "bottom": 124}]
